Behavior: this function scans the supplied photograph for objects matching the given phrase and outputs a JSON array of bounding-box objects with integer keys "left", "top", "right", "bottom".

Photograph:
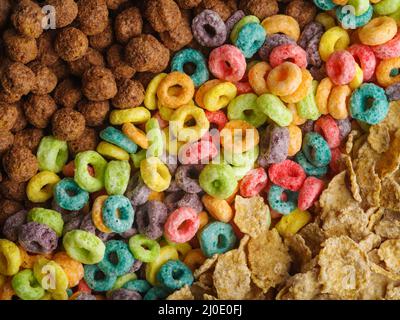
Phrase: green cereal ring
[
  {"left": 296, "top": 80, "right": 320, "bottom": 120},
  {"left": 257, "top": 94, "right": 293, "bottom": 127},
  {"left": 302, "top": 132, "right": 332, "bottom": 167},
  {"left": 74, "top": 151, "right": 108, "bottom": 192},
  {"left": 131, "top": 149, "right": 147, "bottom": 168},
  {"left": 100, "top": 127, "right": 138, "bottom": 154},
  {"left": 295, "top": 151, "right": 328, "bottom": 177},
  {"left": 84, "top": 264, "right": 117, "bottom": 292},
  {"left": 63, "top": 230, "right": 105, "bottom": 264},
  {"left": 128, "top": 234, "right": 160, "bottom": 263},
  {"left": 37, "top": 136, "right": 68, "bottom": 173},
  {"left": 230, "top": 15, "right": 260, "bottom": 44},
  {"left": 146, "top": 118, "right": 164, "bottom": 158},
  {"left": 143, "top": 286, "right": 169, "bottom": 300},
  {"left": 27, "top": 208, "right": 64, "bottom": 237},
  {"left": 227, "top": 93, "right": 268, "bottom": 128},
  {"left": 374, "top": 0, "right": 400, "bottom": 15},
  {"left": 224, "top": 145, "right": 259, "bottom": 167},
  {"left": 98, "top": 240, "right": 135, "bottom": 277},
  {"left": 104, "top": 160, "right": 131, "bottom": 195},
  {"left": 54, "top": 178, "right": 89, "bottom": 211},
  {"left": 199, "top": 163, "right": 238, "bottom": 199},
  {"left": 12, "top": 269, "right": 45, "bottom": 300},
  {"left": 123, "top": 279, "right": 151, "bottom": 294},
  {"left": 112, "top": 273, "right": 137, "bottom": 290},
  {"left": 230, "top": 161, "right": 254, "bottom": 180},
  {"left": 33, "top": 257, "right": 69, "bottom": 293},
  {"left": 102, "top": 195, "right": 135, "bottom": 233}
]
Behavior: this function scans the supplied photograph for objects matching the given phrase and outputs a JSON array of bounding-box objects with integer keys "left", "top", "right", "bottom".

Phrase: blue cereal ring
[
  {"left": 350, "top": 83, "right": 390, "bottom": 125},
  {"left": 171, "top": 48, "right": 209, "bottom": 87},
  {"left": 268, "top": 184, "right": 298, "bottom": 215},
  {"left": 295, "top": 151, "right": 328, "bottom": 177},
  {"left": 84, "top": 264, "right": 117, "bottom": 292},
  {"left": 235, "top": 23, "right": 266, "bottom": 59},
  {"left": 143, "top": 286, "right": 169, "bottom": 300},
  {"left": 336, "top": 4, "right": 373, "bottom": 29},
  {"left": 54, "top": 178, "right": 89, "bottom": 211},
  {"left": 156, "top": 260, "right": 194, "bottom": 291},
  {"left": 199, "top": 222, "right": 237, "bottom": 258},
  {"left": 98, "top": 240, "right": 135, "bottom": 277},
  {"left": 102, "top": 195, "right": 135, "bottom": 233},
  {"left": 302, "top": 132, "right": 332, "bottom": 167},
  {"left": 100, "top": 127, "right": 138, "bottom": 154},
  {"left": 123, "top": 279, "right": 151, "bottom": 294},
  {"left": 313, "top": 0, "right": 336, "bottom": 10}
]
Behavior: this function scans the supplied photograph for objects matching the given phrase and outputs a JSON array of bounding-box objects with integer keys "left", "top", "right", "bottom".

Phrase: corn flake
[
  {"left": 194, "top": 254, "right": 219, "bottom": 279},
  {"left": 277, "top": 269, "right": 321, "bottom": 300},
  {"left": 166, "top": 285, "right": 194, "bottom": 300},
  {"left": 298, "top": 222, "right": 326, "bottom": 257},
  {"left": 344, "top": 155, "right": 362, "bottom": 202},
  {"left": 284, "top": 234, "right": 312, "bottom": 273},
  {"left": 377, "top": 239, "right": 400, "bottom": 275},
  {"left": 368, "top": 124, "right": 390, "bottom": 154},
  {"left": 374, "top": 209, "right": 400, "bottom": 239},
  {"left": 376, "top": 129, "right": 400, "bottom": 178},
  {"left": 380, "top": 177, "right": 400, "bottom": 211}
]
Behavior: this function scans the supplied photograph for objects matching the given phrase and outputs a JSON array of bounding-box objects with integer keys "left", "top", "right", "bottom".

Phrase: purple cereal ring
[
  {"left": 258, "top": 34, "right": 296, "bottom": 62},
  {"left": 336, "top": 118, "right": 352, "bottom": 142},
  {"left": 225, "top": 10, "right": 245, "bottom": 36},
  {"left": 257, "top": 124, "right": 289, "bottom": 167},
  {"left": 52, "top": 199, "right": 82, "bottom": 223},
  {"left": 310, "top": 65, "right": 326, "bottom": 81},
  {"left": 62, "top": 214, "right": 83, "bottom": 235},
  {"left": 80, "top": 213, "right": 115, "bottom": 242},
  {"left": 75, "top": 292, "right": 97, "bottom": 300},
  {"left": 161, "top": 153, "right": 178, "bottom": 175},
  {"left": 164, "top": 191, "right": 203, "bottom": 213},
  {"left": 135, "top": 200, "right": 168, "bottom": 240},
  {"left": 18, "top": 222, "right": 58, "bottom": 254},
  {"left": 120, "top": 227, "right": 138, "bottom": 239},
  {"left": 192, "top": 10, "right": 227, "bottom": 47},
  {"left": 300, "top": 120, "right": 315, "bottom": 135},
  {"left": 108, "top": 288, "right": 142, "bottom": 300},
  {"left": 2, "top": 210, "right": 27, "bottom": 242},
  {"left": 166, "top": 179, "right": 181, "bottom": 193},
  {"left": 125, "top": 173, "right": 151, "bottom": 207},
  {"left": 129, "top": 259, "right": 143, "bottom": 273},
  {"left": 298, "top": 22, "right": 324, "bottom": 49},
  {"left": 175, "top": 165, "right": 204, "bottom": 194},
  {"left": 386, "top": 82, "right": 400, "bottom": 102}
]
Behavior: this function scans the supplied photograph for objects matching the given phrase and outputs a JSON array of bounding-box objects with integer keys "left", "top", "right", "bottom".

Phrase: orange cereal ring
[
  {"left": 287, "top": 125, "right": 302, "bottom": 157},
  {"left": 201, "top": 194, "right": 233, "bottom": 222},
  {"left": 0, "top": 278, "right": 15, "bottom": 300},
  {"left": 198, "top": 211, "right": 209, "bottom": 230},
  {"left": 122, "top": 123, "right": 149, "bottom": 149},
  {"left": 18, "top": 245, "right": 34, "bottom": 269},
  {"left": 376, "top": 57, "right": 400, "bottom": 87},
  {"left": 183, "top": 248, "right": 206, "bottom": 272},
  {"left": 157, "top": 71, "right": 195, "bottom": 109},
  {"left": 328, "top": 85, "right": 351, "bottom": 120},
  {"left": 220, "top": 120, "right": 259, "bottom": 154},
  {"left": 316, "top": 77, "right": 334, "bottom": 115},
  {"left": 92, "top": 195, "right": 112, "bottom": 233},
  {"left": 288, "top": 103, "right": 306, "bottom": 126},
  {"left": 281, "top": 69, "right": 313, "bottom": 104},
  {"left": 266, "top": 62, "right": 302, "bottom": 97},
  {"left": 261, "top": 14, "right": 300, "bottom": 41},
  {"left": 195, "top": 79, "right": 222, "bottom": 108},
  {"left": 53, "top": 252, "right": 84, "bottom": 288},
  {"left": 147, "top": 191, "right": 165, "bottom": 202},
  {"left": 358, "top": 17, "right": 398, "bottom": 46},
  {"left": 248, "top": 61, "right": 272, "bottom": 95}
]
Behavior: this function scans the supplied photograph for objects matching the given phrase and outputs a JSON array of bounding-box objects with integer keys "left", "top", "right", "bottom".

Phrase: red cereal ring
[
  {"left": 235, "top": 81, "right": 253, "bottom": 94},
  {"left": 329, "top": 147, "right": 342, "bottom": 174},
  {"left": 77, "top": 279, "right": 91, "bottom": 293},
  {"left": 208, "top": 44, "right": 246, "bottom": 82},
  {"left": 239, "top": 168, "right": 268, "bottom": 198},
  {"left": 178, "top": 139, "right": 218, "bottom": 165},
  {"left": 205, "top": 110, "right": 228, "bottom": 131},
  {"left": 347, "top": 44, "right": 376, "bottom": 82},
  {"left": 269, "top": 44, "right": 308, "bottom": 69},
  {"left": 326, "top": 50, "right": 356, "bottom": 85},
  {"left": 372, "top": 32, "right": 400, "bottom": 60},
  {"left": 314, "top": 115, "right": 340, "bottom": 149},
  {"left": 164, "top": 207, "right": 200, "bottom": 243},
  {"left": 298, "top": 176, "right": 324, "bottom": 211},
  {"left": 268, "top": 159, "right": 306, "bottom": 192}
]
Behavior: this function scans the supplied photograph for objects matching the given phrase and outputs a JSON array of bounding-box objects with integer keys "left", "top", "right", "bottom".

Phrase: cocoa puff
[
  {"left": 23, "top": 94, "right": 57, "bottom": 128},
  {"left": 3, "top": 146, "right": 38, "bottom": 183},
  {"left": 115, "top": 7, "right": 143, "bottom": 44},
  {"left": 11, "top": 0, "right": 44, "bottom": 38},
  {"left": 285, "top": 0, "right": 317, "bottom": 29},
  {"left": 13, "top": 128, "right": 44, "bottom": 152},
  {"left": 135, "top": 72, "right": 157, "bottom": 88},
  {"left": 106, "top": 44, "right": 135, "bottom": 80},
  {"left": 49, "top": 59, "right": 71, "bottom": 80},
  {"left": 160, "top": 16, "right": 193, "bottom": 52},
  {"left": 0, "top": 130, "right": 14, "bottom": 155},
  {"left": 89, "top": 19, "right": 114, "bottom": 52},
  {"left": 52, "top": 108, "right": 86, "bottom": 141},
  {"left": 145, "top": 0, "right": 182, "bottom": 32},
  {"left": 82, "top": 66, "right": 117, "bottom": 101},
  {"left": 47, "top": 0, "right": 79, "bottom": 28},
  {"left": 125, "top": 34, "right": 170, "bottom": 73},
  {"left": 0, "top": 199, "right": 23, "bottom": 225},
  {"left": 77, "top": 0, "right": 109, "bottom": 36},
  {"left": 3, "top": 28, "right": 38, "bottom": 64},
  {"left": 68, "top": 127, "right": 99, "bottom": 156},
  {"left": 53, "top": 78, "right": 82, "bottom": 109},
  {"left": 196, "top": 0, "right": 237, "bottom": 21},
  {"left": 68, "top": 48, "right": 105, "bottom": 76},
  {"left": 1, "top": 62, "right": 35, "bottom": 96},
  {"left": 0, "top": 89, "right": 21, "bottom": 104},
  {"left": 11, "top": 103, "right": 28, "bottom": 133},
  {"left": 239, "top": 0, "right": 279, "bottom": 20},
  {"left": 176, "top": 0, "right": 202, "bottom": 9},
  {"left": 37, "top": 32, "right": 59, "bottom": 66},
  {"left": 112, "top": 79, "right": 144, "bottom": 109},
  {"left": 29, "top": 62, "right": 58, "bottom": 95},
  {"left": 0, "top": 102, "right": 18, "bottom": 131},
  {"left": 0, "top": 0, "right": 11, "bottom": 29},
  {"left": 55, "top": 27, "right": 89, "bottom": 62},
  {"left": 77, "top": 99, "right": 110, "bottom": 127},
  {"left": 106, "top": 0, "right": 128, "bottom": 10},
  {"left": 0, "top": 179, "right": 27, "bottom": 202}
]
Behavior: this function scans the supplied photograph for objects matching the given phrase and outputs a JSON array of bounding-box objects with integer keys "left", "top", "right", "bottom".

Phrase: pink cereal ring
[
  {"left": 208, "top": 44, "right": 246, "bottom": 82},
  {"left": 235, "top": 81, "right": 253, "bottom": 94},
  {"left": 239, "top": 167, "right": 268, "bottom": 198},
  {"left": 178, "top": 139, "right": 218, "bottom": 164},
  {"left": 347, "top": 44, "right": 376, "bottom": 82},
  {"left": 298, "top": 177, "right": 324, "bottom": 211},
  {"left": 164, "top": 207, "right": 200, "bottom": 243},
  {"left": 154, "top": 112, "right": 169, "bottom": 129},
  {"left": 329, "top": 147, "right": 342, "bottom": 174},
  {"left": 372, "top": 32, "right": 400, "bottom": 60},
  {"left": 268, "top": 159, "right": 306, "bottom": 192},
  {"left": 269, "top": 44, "right": 307, "bottom": 69},
  {"left": 205, "top": 110, "right": 228, "bottom": 131},
  {"left": 314, "top": 115, "right": 340, "bottom": 149},
  {"left": 326, "top": 50, "right": 356, "bottom": 85}
]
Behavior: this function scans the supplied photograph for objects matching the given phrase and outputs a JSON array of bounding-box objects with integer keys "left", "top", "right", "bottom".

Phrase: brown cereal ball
[
  {"left": 11, "top": 0, "right": 44, "bottom": 38},
  {"left": 77, "top": 99, "right": 110, "bottom": 127},
  {"left": 48, "top": 59, "right": 71, "bottom": 80},
  {"left": 0, "top": 179, "right": 26, "bottom": 202},
  {"left": 68, "top": 127, "right": 99, "bottom": 156},
  {"left": 107, "top": 44, "right": 135, "bottom": 80},
  {"left": 0, "top": 130, "right": 14, "bottom": 155},
  {"left": 55, "top": 27, "right": 89, "bottom": 62},
  {"left": 68, "top": 48, "right": 105, "bottom": 77},
  {"left": 1, "top": 62, "right": 35, "bottom": 96},
  {"left": 106, "top": 0, "right": 128, "bottom": 10},
  {"left": 3, "top": 146, "right": 39, "bottom": 183},
  {"left": 0, "top": 89, "right": 21, "bottom": 104},
  {"left": 23, "top": 94, "right": 57, "bottom": 128},
  {"left": 239, "top": 0, "right": 279, "bottom": 20},
  {"left": 0, "top": 0, "right": 12, "bottom": 29},
  {"left": 197, "top": 0, "right": 237, "bottom": 21},
  {"left": 176, "top": 0, "right": 202, "bottom": 9},
  {"left": 82, "top": 66, "right": 117, "bottom": 101},
  {"left": 3, "top": 29, "right": 38, "bottom": 64},
  {"left": 29, "top": 62, "right": 58, "bottom": 95},
  {"left": 77, "top": 0, "right": 109, "bottom": 36},
  {"left": 53, "top": 79, "right": 82, "bottom": 109},
  {"left": 0, "top": 199, "right": 23, "bottom": 225},
  {"left": 11, "top": 103, "right": 28, "bottom": 133},
  {"left": 0, "top": 103, "right": 18, "bottom": 131},
  {"left": 13, "top": 128, "right": 44, "bottom": 152},
  {"left": 160, "top": 17, "right": 193, "bottom": 52},
  {"left": 285, "top": 0, "right": 317, "bottom": 29},
  {"left": 37, "top": 32, "right": 59, "bottom": 66},
  {"left": 135, "top": 72, "right": 157, "bottom": 89},
  {"left": 52, "top": 108, "right": 86, "bottom": 141},
  {"left": 112, "top": 79, "right": 144, "bottom": 109},
  {"left": 145, "top": 0, "right": 182, "bottom": 33},
  {"left": 47, "top": 0, "right": 79, "bottom": 28},
  {"left": 115, "top": 7, "right": 143, "bottom": 44},
  {"left": 125, "top": 34, "right": 170, "bottom": 73},
  {"left": 89, "top": 19, "right": 114, "bottom": 52}
]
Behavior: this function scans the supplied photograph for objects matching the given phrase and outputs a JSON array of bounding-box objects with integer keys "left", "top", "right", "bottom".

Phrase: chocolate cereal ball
[
  {"left": 68, "top": 48, "right": 105, "bottom": 76},
  {"left": 1, "top": 62, "right": 35, "bottom": 96},
  {"left": 176, "top": 0, "right": 202, "bottom": 9},
  {"left": 55, "top": 27, "right": 89, "bottom": 62},
  {"left": 107, "top": 44, "right": 135, "bottom": 80},
  {"left": 0, "top": 130, "right": 14, "bottom": 155},
  {"left": 145, "top": 0, "right": 182, "bottom": 33},
  {"left": 77, "top": 99, "right": 110, "bottom": 127},
  {"left": 0, "top": 89, "right": 21, "bottom": 104},
  {"left": 82, "top": 66, "right": 117, "bottom": 101},
  {"left": 160, "top": 17, "right": 193, "bottom": 52},
  {"left": 0, "top": 199, "right": 23, "bottom": 225},
  {"left": 11, "top": 0, "right": 44, "bottom": 38},
  {"left": 3, "top": 146, "right": 38, "bottom": 183},
  {"left": 112, "top": 79, "right": 144, "bottom": 109},
  {"left": 23, "top": 94, "right": 57, "bottom": 128},
  {"left": 239, "top": 0, "right": 279, "bottom": 20},
  {"left": 115, "top": 7, "right": 143, "bottom": 44},
  {"left": 77, "top": 0, "right": 109, "bottom": 36},
  {"left": 53, "top": 79, "right": 82, "bottom": 109},
  {"left": 106, "top": 0, "right": 128, "bottom": 10},
  {"left": 68, "top": 127, "right": 99, "bottom": 156},
  {"left": 0, "top": 179, "right": 27, "bottom": 202},
  {"left": 197, "top": 0, "right": 237, "bottom": 21},
  {"left": 11, "top": 103, "right": 28, "bottom": 133},
  {"left": 52, "top": 108, "right": 86, "bottom": 141},
  {"left": 285, "top": 0, "right": 317, "bottom": 29},
  {"left": 3, "top": 29, "right": 38, "bottom": 64},
  {"left": 0, "top": 103, "right": 18, "bottom": 131},
  {"left": 125, "top": 34, "right": 170, "bottom": 73},
  {"left": 0, "top": 0, "right": 11, "bottom": 29},
  {"left": 13, "top": 128, "right": 44, "bottom": 152},
  {"left": 47, "top": 0, "right": 79, "bottom": 28},
  {"left": 29, "top": 62, "right": 58, "bottom": 95},
  {"left": 37, "top": 32, "right": 59, "bottom": 66},
  {"left": 89, "top": 19, "right": 114, "bottom": 52},
  {"left": 49, "top": 59, "right": 71, "bottom": 81}
]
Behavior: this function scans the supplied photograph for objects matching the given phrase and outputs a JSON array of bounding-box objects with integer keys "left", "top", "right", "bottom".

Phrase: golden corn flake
[
  {"left": 374, "top": 210, "right": 400, "bottom": 239},
  {"left": 376, "top": 129, "right": 400, "bottom": 178},
  {"left": 166, "top": 285, "right": 194, "bottom": 300},
  {"left": 190, "top": 282, "right": 215, "bottom": 299},
  {"left": 344, "top": 155, "right": 362, "bottom": 202},
  {"left": 244, "top": 281, "right": 267, "bottom": 300},
  {"left": 377, "top": 239, "right": 400, "bottom": 275},
  {"left": 193, "top": 254, "right": 219, "bottom": 279},
  {"left": 234, "top": 195, "right": 270, "bottom": 237},
  {"left": 378, "top": 101, "right": 400, "bottom": 134},
  {"left": 351, "top": 134, "right": 368, "bottom": 159},
  {"left": 360, "top": 271, "right": 390, "bottom": 300},
  {"left": 380, "top": 177, "right": 400, "bottom": 212},
  {"left": 203, "top": 294, "right": 218, "bottom": 300},
  {"left": 247, "top": 229, "right": 291, "bottom": 293},
  {"left": 368, "top": 208, "right": 384, "bottom": 231},
  {"left": 284, "top": 234, "right": 312, "bottom": 273},
  {"left": 368, "top": 124, "right": 390, "bottom": 154},
  {"left": 345, "top": 130, "right": 361, "bottom": 155},
  {"left": 277, "top": 269, "right": 321, "bottom": 300},
  {"left": 385, "top": 283, "right": 400, "bottom": 300},
  {"left": 358, "top": 233, "right": 382, "bottom": 253},
  {"left": 298, "top": 223, "right": 326, "bottom": 257},
  {"left": 198, "top": 272, "right": 214, "bottom": 289}
]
